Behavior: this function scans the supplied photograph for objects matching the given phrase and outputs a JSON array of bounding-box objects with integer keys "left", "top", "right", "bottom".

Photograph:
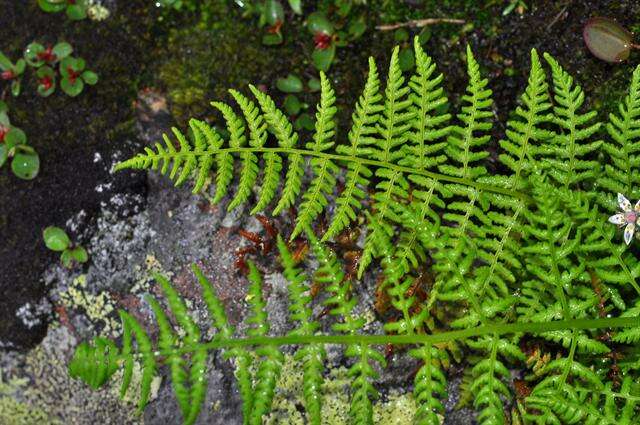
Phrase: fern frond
[
  {"left": 409, "top": 344, "right": 448, "bottom": 425},
  {"left": 307, "top": 228, "right": 385, "bottom": 425},
  {"left": 323, "top": 57, "right": 383, "bottom": 241},
  {"left": 359, "top": 45, "right": 413, "bottom": 275},
  {"left": 291, "top": 72, "right": 338, "bottom": 240},
  {"left": 599, "top": 64, "right": 640, "bottom": 209},
  {"left": 249, "top": 85, "right": 304, "bottom": 215},
  {"left": 496, "top": 49, "right": 553, "bottom": 190},
  {"left": 439, "top": 45, "right": 492, "bottom": 180},
  {"left": 542, "top": 53, "right": 602, "bottom": 189}
]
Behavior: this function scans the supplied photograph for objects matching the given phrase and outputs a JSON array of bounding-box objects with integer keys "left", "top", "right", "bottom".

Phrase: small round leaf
[
  {"left": 276, "top": 74, "right": 303, "bottom": 93},
  {"left": 53, "top": 42, "right": 73, "bottom": 59},
  {"left": 12, "top": 148, "right": 40, "bottom": 180},
  {"left": 283, "top": 95, "right": 302, "bottom": 115},
  {"left": 44, "top": 226, "right": 70, "bottom": 252},
  {"left": 5, "top": 128, "right": 26, "bottom": 148},
  {"left": 61, "top": 77, "right": 84, "bottom": 97},
  {"left": 312, "top": 45, "right": 335, "bottom": 72},
  {"left": 81, "top": 70, "right": 98, "bottom": 85}
]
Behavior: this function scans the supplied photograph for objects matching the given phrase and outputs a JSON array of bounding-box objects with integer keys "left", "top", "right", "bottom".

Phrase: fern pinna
[{"left": 69, "top": 39, "right": 640, "bottom": 424}]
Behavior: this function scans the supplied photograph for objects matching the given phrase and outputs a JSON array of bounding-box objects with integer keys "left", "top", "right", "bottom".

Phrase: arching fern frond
[
  {"left": 599, "top": 64, "right": 640, "bottom": 209},
  {"left": 541, "top": 53, "right": 602, "bottom": 189}
]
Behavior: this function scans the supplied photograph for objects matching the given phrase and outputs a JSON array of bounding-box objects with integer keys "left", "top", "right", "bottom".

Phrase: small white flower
[{"left": 608, "top": 193, "right": 640, "bottom": 245}]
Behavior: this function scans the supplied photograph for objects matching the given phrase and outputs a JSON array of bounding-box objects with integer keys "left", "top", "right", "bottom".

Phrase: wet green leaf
[
  {"left": 307, "top": 12, "right": 334, "bottom": 35},
  {"left": 348, "top": 17, "right": 367, "bottom": 40},
  {"left": 61, "top": 77, "right": 84, "bottom": 97},
  {"left": 294, "top": 113, "right": 315, "bottom": 131},
  {"left": 37, "top": 0, "right": 66, "bottom": 13},
  {"left": 399, "top": 48, "right": 415, "bottom": 71},
  {"left": 264, "top": 0, "right": 284, "bottom": 26},
  {"left": 283, "top": 95, "right": 302, "bottom": 115},
  {"left": 11, "top": 80, "right": 21, "bottom": 97},
  {"left": 583, "top": 17, "right": 634, "bottom": 63},
  {"left": 53, "top": 42, "right": 73, "bottom": 59},
  {"left": 82, "top": 70, "right": 99, "bottom": 85},
  {"left": 394, "top": 28, "right": 409, "bottom": 42},
  {"left": 44, "top": 226, "right": 70, "bottom": 252},
  {"left": 308, "top": 77, "right": 321, "bottom": 92},
  {"left": 5, "top": 128, "right": 26, "bottom": 149},
  {"left": 288, "top": 0, "right": 301, "bottom": 14},
  {"left": 276, "top": 74, "right": 303, "bottom": 93},
  {"left": 312, "top": 44, "right": 335, "bottom": 72},
  {"left": 262, "top": 32, "right": 283, "bottom": 46},
  {"left": 12, "top": 147, "right": 39, "bottom": 180},
  {"left": 67, "top": 4, "right": 87, "bottom": 20},
  {"left": 24, "top": 43, "right": 45, "bottom": 67}
]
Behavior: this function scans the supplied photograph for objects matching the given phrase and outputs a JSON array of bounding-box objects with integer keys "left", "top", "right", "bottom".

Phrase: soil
[{"left": 0, "top": 0, "right": 156, "bottom": 348}]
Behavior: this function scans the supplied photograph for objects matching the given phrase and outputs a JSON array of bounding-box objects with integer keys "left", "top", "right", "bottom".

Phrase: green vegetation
[
  {"left": 68, "top": 39, "right": 640, "bottom": 424},
  {"left": 38, "top": 0, "right": 89, "bottom": 21},
  {"left": 0, "top": 101, "right": 38, "bottom": 180},
  {"left": 43, "top": 226, "right": 88, "bottom": 268}
]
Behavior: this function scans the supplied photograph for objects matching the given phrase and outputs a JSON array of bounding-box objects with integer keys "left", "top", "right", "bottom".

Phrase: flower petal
[
  {"left": 624, "top": 222, "right": 635, "bottom": 245},
  {"left": 634, "top": 199, "right": 640, "bottom": 212},
  {"left": 609, "top": 213, "right": 626, "bottom": 225},
  {"left": 618, "top": 193, "right": 632, "bottom": 212}
]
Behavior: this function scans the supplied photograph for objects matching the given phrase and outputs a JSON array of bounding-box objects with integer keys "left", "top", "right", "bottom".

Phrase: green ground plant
[
  {"left": 0, "top": 101, "right": 39, "bottom": 180},
  {"left": 70, "top": 39, "right": 640, "bottom": 424},
  {"left": 43, "top": 226, "right": 88, "bottom": 268}
]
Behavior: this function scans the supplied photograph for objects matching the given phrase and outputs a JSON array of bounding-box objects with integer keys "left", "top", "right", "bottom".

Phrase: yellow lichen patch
[{"left": 58, "top": 274, "right": 120, "bottom": 337}]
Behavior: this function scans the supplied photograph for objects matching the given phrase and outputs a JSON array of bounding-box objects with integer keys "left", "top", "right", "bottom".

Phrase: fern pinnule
[
  {"left": 409, "top": 344, "right": 448, "bottom": 425},
  {"left": 494, "top": 49, "right": 552, "bottom": 191},
  {"left": 600, "top": 64, "right": 640, "bottom": 209},
  {"left": 359, "top": 44, "right": 414, "bottom": 277},
  {"left": 243, "top": 261, "right": 284, "bottom": 425},
  {"left": 249, "top": 84, "right": 304, "bottom": 216},
  {"left": 542, "top": 53, "right": 602, "bottom": 189},
  {"left": 439, "top": 44, "right": 492, "bottom": 181},
  {"left": 277, "top": 235, "right": 326, "bottom": 425},
  {"left": 323, "top": 57, "right": 383, "bottom": 241},
  {"left": 291, "top": 72, "right": 338, "bottom": 240}
]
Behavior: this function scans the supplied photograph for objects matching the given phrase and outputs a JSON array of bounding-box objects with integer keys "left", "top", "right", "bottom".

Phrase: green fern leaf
[
  {"left": 323, "top": 57, "right": 383, "bottom": 241},
  {"left": 291, "top": 72, "right": 338, "bottom": 240},
  {"left": 542, "top": 53, "right": 602, "bottom": 189}
]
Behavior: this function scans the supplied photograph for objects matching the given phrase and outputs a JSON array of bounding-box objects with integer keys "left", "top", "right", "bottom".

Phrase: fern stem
[
  {"left": 119, "top": 316, "right": 639, "bottom": 361},
  {"left": 121, "top": 146, "right": 532, "bottom": 202}
]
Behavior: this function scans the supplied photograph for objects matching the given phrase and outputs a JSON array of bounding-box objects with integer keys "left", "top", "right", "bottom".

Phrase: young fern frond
[
  {"left": 541, "top": 53, "right": 602, "bottom": 189},
  {"left": 600, "top": 64, "right": 640, "bottom": 209}
]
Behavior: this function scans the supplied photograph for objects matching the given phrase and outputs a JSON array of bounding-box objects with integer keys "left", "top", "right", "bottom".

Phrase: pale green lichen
[
  {"left": 265, "top": 354, "right": 418, "bottom": 425},
  {"left": 0, "top": 369, "right": 59, "bottom": 425}
]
